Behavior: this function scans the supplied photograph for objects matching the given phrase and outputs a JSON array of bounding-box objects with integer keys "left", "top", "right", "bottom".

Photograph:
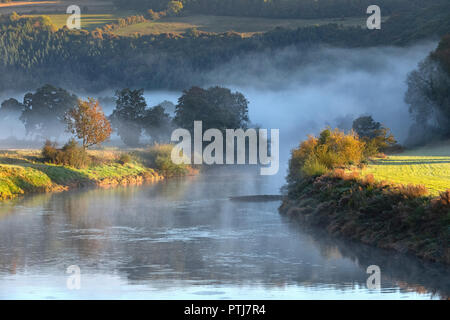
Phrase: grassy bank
[
  {"left": 0, "top": 146, "right": 194, "bottom": 201},
  {"left": 280, "top": 169, "right": 450, "bottom": 265},
  {"left": 282, "top": 130, "right": 450, "bottom": 264}
]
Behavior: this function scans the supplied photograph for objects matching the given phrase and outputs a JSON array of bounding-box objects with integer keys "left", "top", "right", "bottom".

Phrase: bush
[
  {"left": 42, "top": 140, "right": 58, "bottom": 161},
  {"left": 395, "top": 184, "right": 429, "bottom": 199},
  {"left": 41, "top": 139, "right": 90, "bottom": 169},
  {"left": 119, "top": 153, "right": 132, "bottom": 165},
  {"left": 137, "top": 144, "right": 188, "bottom": 177},
  {"left": 288, "top": 128, "right": 366, "bottom": 178},
  {"left": 301, "top": 155, "right": 328, "bottom": 177}
]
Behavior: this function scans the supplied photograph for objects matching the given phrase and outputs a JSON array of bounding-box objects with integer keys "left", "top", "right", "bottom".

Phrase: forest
[{"left": 0, "top": 1, "right": 449, "bottom": 91}]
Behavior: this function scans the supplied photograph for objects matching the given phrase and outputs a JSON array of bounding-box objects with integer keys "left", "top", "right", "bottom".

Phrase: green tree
[
  {"left": 174, "top": 86, "right": 249, "bottom": 132},
  {"left": 0, "top": 98, "right": 23, "bottom": 119},
  {"left": 110, "top": 88, "right": 147, "bottom": 147},
  {"left": 352, "top": 116, "right": 396, "bottom": 155},
  {"left": 20, "top": 85, "right": 78, "bottom": 138},
  {"left": 142, "top": 105, "right": 173, "bottom": 143},
  {"left": 405, "top": 36, "right": 450, "bottom": 144}
]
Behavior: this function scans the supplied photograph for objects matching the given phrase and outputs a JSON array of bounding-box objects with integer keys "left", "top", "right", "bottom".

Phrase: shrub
[
  {"left": 119, "top": 153, "right": 132, "bottom": 165},
  {"left": 301, "top": 155, "right": 328, "bottom": 177},
  {"left": 288, "top": 128, "right": 365, "bottom": 178},
  {"left": 41, "top": 139, "right": 90, "bottom": 169},
  {"left": 435, "top": 189, "right": 450, "bottom": 207},
  {"left": 395, "top": 184, "right": 429, "bottom": 199},
  {"left": 137, "top": 144, "right": 188, "bottom": 177},
  {"left": 42, "top": 140, "right": 58, "bottom": 161}
]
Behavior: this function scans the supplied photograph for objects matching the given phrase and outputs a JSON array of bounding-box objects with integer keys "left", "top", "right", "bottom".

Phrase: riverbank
[
  {"left": 279, "top": 171, "right": 450, "bottom": 265},
  {"left": 0, "top": 147, "right": 195, "bottom": 201}
]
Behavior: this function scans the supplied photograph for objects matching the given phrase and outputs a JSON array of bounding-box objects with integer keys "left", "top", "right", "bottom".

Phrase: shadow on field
[{"left": 373, "top": 158, "right": 450, "bottom": 166}]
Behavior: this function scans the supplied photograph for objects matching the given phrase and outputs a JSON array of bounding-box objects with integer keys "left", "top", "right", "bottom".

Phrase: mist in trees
[
  {"left": 174, "top": 86, "right": 249, "bottom": 133},
  {"left": 110, "top": 89, "right": 148, "bottom": 147},
  {"left": 20, "top": 85, "right": 78, "bottom": 139},
  {"left": 405, "top": 35, "right": 450, "bottom": 146},
  {"left": 110, "top": 88, "right": 174, "bottom": 147}
]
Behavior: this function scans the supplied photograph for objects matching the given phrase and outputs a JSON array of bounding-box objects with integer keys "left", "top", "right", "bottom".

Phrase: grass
[
  {"left": 113, "top": 14, "right": 371, "bottom": 37},
  {"left": 0, "top": 149, "right": 162, "bottom": 201},
  {"left": 362, "top": 143, "right": 450, "bottom": 196},
  {"left": 25, "top": 11, "right": 135, "bottom": 31}
]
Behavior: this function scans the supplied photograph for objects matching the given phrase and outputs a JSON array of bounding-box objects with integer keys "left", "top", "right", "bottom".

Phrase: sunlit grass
[
  {"left": 0, "top": 149, "right": 159, "bottom": 200},
  {"left": 362, "top": 143, "right": 450, "bottom": 196},
  {"left": 26, "top": 12, "right": 134, "bottom": 30}
]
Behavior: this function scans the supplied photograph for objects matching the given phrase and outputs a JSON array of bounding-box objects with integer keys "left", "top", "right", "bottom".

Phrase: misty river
[{"left": 0, "top": 168, "right": 448, "bottom": 299}]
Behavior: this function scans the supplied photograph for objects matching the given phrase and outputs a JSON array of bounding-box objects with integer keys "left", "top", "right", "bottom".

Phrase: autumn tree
[
  {"left": 65, "top": 98, "right": 112, "bottom": 149},
  {"left": 167, "top": 1, "right": 183, "bottom": 16}
]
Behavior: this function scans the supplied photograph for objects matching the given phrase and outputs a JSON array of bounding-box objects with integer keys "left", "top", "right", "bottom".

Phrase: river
[{"left": 0, "top": 168, "right": 448, "bottom": 299}]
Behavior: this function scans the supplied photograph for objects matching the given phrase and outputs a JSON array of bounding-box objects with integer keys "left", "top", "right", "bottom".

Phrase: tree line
[
  {"left": 113, "top": 0, "right": 437, "bottom": 20},
  {"left": 0, "top": 84, "right": 251, "bottom": 148},
  {"left": 0, "top": 2, "right": 449, "bottom": 92}
]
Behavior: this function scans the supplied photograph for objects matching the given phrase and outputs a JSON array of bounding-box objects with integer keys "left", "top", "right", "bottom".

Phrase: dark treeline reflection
[
  {"left": 282, "top": 218, "right": 450, "bottom": 299},
  {"left": 0, "top": 169, "right": 448, "bottom": 298}
]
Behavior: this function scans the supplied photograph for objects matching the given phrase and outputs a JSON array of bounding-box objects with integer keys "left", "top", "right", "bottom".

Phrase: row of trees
[
  {"left": 113, "top": 0, "right": 434, "bottom": 20},
  {"left": 0, "top": 84, "right": 251, "bottom": 147}
]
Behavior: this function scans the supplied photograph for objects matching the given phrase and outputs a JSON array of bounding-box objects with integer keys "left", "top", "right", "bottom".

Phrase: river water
[{"left": 0, "top": 168, "right": 448, "bottom": 299}]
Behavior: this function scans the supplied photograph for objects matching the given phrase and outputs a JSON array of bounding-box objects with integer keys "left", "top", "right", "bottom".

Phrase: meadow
[
  {"left": 362, "top": 143, "right": 450, "bottom": 196},
  {"left": 113, "top": 14, "right": 368, "bottom": 36},
  {"left": 22, "top": 12, "right": 369, "bottom": 35},
  {"left": 26, "top": 12, "right": 132, "bottom": 30}
]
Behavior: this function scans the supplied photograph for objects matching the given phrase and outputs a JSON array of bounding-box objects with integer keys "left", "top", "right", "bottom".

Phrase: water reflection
[{"left": 0, "top": 169, "right": 448, "bottom": 299}]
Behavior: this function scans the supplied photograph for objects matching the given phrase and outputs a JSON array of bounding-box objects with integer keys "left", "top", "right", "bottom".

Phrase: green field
[
  {"left": 362, "top": 143, "right": 450, "bottom": 196},
  {"left": 26, "top": 12, "right": 134, "bottom": 30},
  {"left": 113, "top": 14, "right": 369, "bottom": 36}
]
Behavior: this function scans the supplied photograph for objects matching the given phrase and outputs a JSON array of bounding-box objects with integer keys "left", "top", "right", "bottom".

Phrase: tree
[
  {"left": 20, "top": 84, "right": 78, "bottom": 138},
  {"left": 0, "top": 98, "right": 24, "bottom": 137},
  {"left": 167, "top": 1, "right": 183, "bottom": 16},
  {"left": 142, "top": 105, "right": 172, "bottom": 143},
  {"left": 0, "top": 98, "right": 23, "bottom": 119},
  {"left": 405, "top": 35, "right": 450, "bottom": 144},
  {"left": 174, "top": 86, "right": 249, "bottom": 132},
  {"left": 110, "top": 88, "right": 147, "bottom": 147},
  {"left": 65, "top": 98, "right": 112, "bottom": 149},
  {"left": 352, "top": 115, "right": 395, "bottom": 155}
]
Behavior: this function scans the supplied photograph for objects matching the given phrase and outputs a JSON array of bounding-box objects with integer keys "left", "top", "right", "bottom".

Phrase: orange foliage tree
[{"left": 65, "top": 98, "right": 112, "bottom": 149}]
